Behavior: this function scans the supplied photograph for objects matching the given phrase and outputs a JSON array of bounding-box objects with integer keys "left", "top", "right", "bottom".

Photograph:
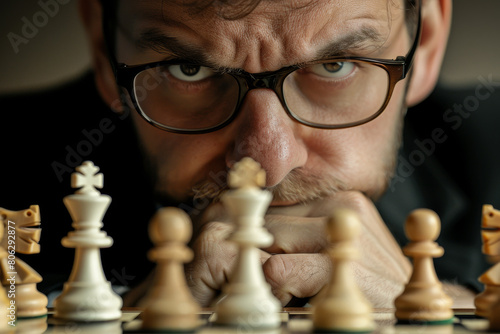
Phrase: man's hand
[
  {"left": 186, "top": 203, "right": 272, "bottom": 307},
  {"left": 186, "top": 191, "right": 412, "bottom": 308},
  {"left": 263, "top": 191, "right": 411, "bottom": 307}
]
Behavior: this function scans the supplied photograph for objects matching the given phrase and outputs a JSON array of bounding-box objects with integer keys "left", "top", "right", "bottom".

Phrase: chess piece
[
  {"left": 394, "top": 209, "right": 453, "bottom": 324},
  {"left": 53, "top": 161, "right": 122, "bottom": 322},
  {"left": 489, "top": 298, "right": 500, "bottom": 330},
  {"left": 0, "top": 205, "right": 48, "bottom": 318},
  {"left": 15, "top": 317, "right": 49, "bottom": 333},
  {"left": 312, "top": 208, "right": 375, "bottom": 332},
  {"left": 214, "top": 157, "right": 281, "bottom": 329},
  {"left": 141, "top": 207, "right": 201, "bottom": 331},
  {"left": 475, "top": 205, "right": 500, "bottom": 318}
]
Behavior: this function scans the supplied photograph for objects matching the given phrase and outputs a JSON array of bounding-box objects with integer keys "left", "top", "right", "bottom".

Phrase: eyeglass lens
[{"left": 132, "top": 61, "right": 390, "bottom": 131}]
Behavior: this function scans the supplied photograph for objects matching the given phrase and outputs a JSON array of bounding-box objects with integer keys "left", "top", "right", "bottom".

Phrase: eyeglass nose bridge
[
  {"left": 241, "top": 72, "right": 278, "bottom": 91},
  {"left": 238, "top": 70, "right": 288, "bottom": 100},
  {"left": 233, "top": 70, "right": 292, "bottom": 121},
  {"left": 249, "top": 77, "right": 271, "bottom": 89}
]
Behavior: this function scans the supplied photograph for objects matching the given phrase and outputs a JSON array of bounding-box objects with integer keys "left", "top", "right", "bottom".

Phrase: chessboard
[
  {"left": 4, "top": 160, "right": 500, "bottom": 332},
  {"left": 13, "top": 307, "right": 497, "bottom": 333}
]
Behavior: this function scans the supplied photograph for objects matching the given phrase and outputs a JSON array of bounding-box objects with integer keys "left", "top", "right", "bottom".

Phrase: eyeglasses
[{"left": 112, "top": 7, "right": 421, "bottom": 135}]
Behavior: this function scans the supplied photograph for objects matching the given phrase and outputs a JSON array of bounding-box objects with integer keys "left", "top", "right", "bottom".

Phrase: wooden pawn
[
  {"left": 394, "top": 209, "right": 453, "bottom": 324},
  {"left": 141, "top": 207, "right": 200, "bottom": 331},
  {"left": 313, "top": 208, "right": 375, "bottom": 333}
]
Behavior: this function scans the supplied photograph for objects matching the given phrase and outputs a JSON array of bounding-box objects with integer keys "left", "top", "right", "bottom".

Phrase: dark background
[{"left": 1, "top": 1, "right": 500, "bottom": 94}]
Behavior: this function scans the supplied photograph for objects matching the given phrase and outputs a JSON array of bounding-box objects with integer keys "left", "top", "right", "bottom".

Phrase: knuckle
[
  {"left": 263, "top": 254, "right": 331, "bottom": 304},
  {"left": 202, "top": 220, "right": 232, "bottom": 233},
  {"left": 198, "top": 202, "right": 227, "bottom": 223},
  {"left": 340, "top": 190, "right": 367, "bottom": 205},
  {"left": 262, "top": 255, "right": 289, "bottom": 289},
  {"left": 324, "top": 190, "right": 373, "bottom": 216},
  {"left": 338, "top": 190, "right": 369, "bottom": 207},
  {"left": 188, "top": 221, "right": 239, "bottom": 301},
  {"left": 193, "top": 221, "right": 232, "bottom": 250}
]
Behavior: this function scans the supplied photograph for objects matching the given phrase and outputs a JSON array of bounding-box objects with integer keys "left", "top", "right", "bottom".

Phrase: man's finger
[
  {"left": 187, "top": 219, "right": 272, "bottom": 306},
  {"left": 263, "top": 253, "right": 331, "bottom": 306},
  {"left": 266, "top": 191, "right": 411, "bottom": 283},
  {"left": 263, "top": 216, "right": 328, "bottom": 254}
]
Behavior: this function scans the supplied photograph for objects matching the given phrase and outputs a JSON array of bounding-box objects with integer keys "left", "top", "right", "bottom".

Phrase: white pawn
[
  {"left": 394, "top": 209, "right": 453, "bottom": 324},
  {"left": 141, "top": 207, "right": 200, "bottom": 331},
  {"left": 53, "top": 161, "right": 122, "bottom": 321},
  {"left": 313, "top": 208, "right": 375, "bottom": 332},
  {"left": 214, "top": 157, "right": 281, "bottom": 329}
]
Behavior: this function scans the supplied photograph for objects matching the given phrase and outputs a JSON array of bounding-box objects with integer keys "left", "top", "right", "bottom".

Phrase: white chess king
[{"left": 53, "top": 161, "right": 122, "bottom": 321}]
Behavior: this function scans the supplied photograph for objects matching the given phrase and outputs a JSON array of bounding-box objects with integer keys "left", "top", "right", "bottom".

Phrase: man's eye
[
  {"left": 168, "top": 64, "right": 216, "bottom": 82},
  {"left": 309, "top": 62, "right": 355, "bottom": 79}
]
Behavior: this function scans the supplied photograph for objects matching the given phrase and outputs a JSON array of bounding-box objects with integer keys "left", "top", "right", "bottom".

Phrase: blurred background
[{"left": 0, "top": 1, "right": 499, "bottom": 94}]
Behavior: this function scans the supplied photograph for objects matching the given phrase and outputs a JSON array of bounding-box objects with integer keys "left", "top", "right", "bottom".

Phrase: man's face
[{"left": 115, "top": 0, "right": 412, "bottom": 206}]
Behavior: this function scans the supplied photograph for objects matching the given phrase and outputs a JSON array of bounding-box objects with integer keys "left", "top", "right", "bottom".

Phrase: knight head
[{"left": 0, "top": 205, "right": 42, "bottom": 254}]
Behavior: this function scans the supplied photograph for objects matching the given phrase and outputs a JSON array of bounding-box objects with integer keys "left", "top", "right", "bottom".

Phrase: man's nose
[{"left": 226, "top": 89, "right": 307, "bottom": 187}]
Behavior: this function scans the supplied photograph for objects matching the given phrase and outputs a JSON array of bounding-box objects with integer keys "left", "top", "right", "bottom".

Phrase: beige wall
[
  {"left": 0, "top": 1, "right": 90, "bottom": 94},
  {"left": 0, "top": 1, "right": 499, "bottom": 94},
  {"left": 439, "top": 0, "right": 500, "bottom": 87}
]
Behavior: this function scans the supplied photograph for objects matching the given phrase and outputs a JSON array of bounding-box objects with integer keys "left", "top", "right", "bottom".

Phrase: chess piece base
[
  {"left": 142, "top": 300, "right": 200, "bottom": 331},
  {"left": 313, "top": 297, "right": 375, "bottom": 332},
  {"left": 215, "top": 286, "right": 281, "bottom": 329},
  {"left": 475, "top": 285, "right": 500, "bottom": 318},
  {"left": 396, "top": 319, "right": 454, "bottom": 325},
  {"left": 489, "top": 298, "right": 500, "bottom": 330},
  {"left": 14, "top": 316, "right": 48, "bottom": 333},
  {"left": 53, "top": 281, "right": 122, "bottom": 321},
  {"left": 15, "top": 283, "right": 48, "bottom": 318},
  {"left": 394, "top": 284, "right": 453, "bottom": 323}
]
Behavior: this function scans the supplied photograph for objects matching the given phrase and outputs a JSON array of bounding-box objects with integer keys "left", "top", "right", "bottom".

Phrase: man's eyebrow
[
  {"left": 136, "top": 28, "right": 223, "bottom": 69},
  {"left": 315, "top": 26, "right": 388, "bottom": 59},
  {"left": 136, "top": 25, "right": 387, "bottom": 69}
]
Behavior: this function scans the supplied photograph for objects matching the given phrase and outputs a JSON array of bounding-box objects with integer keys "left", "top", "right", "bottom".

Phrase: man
[
  {"left": 1, "top": 0, "right": 489, "bottom": 308},
  {"left": 83, "top": 0, "right": 463, "bottom": 307}
]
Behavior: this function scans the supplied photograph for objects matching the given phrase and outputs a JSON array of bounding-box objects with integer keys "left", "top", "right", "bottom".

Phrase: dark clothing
[
  {"left": 377, "top": 77, "right": 499, "bottom": 291},
  {"left": 0, "top": 71, "right": 495, "bottom": 294}
]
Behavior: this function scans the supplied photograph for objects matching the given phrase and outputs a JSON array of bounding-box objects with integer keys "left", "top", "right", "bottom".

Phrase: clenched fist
[{"left": 186, "top": 191, "right": 411, "bottom": 307}]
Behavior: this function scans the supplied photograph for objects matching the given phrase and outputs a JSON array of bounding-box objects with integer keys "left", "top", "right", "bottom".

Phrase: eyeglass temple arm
[{"left": 397, "top": 0, "right": 422, "bottom": 79}]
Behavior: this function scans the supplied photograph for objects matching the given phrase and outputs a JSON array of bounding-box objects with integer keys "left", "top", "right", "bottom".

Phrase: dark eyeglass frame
[{"left": 108, "top": 3, "right": 421, "bottom": 135}]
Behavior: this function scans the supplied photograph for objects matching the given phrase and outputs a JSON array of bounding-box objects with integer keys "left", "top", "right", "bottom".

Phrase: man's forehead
[{"left": 117, "top": 0, "right": 407, "bottom": 70}]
